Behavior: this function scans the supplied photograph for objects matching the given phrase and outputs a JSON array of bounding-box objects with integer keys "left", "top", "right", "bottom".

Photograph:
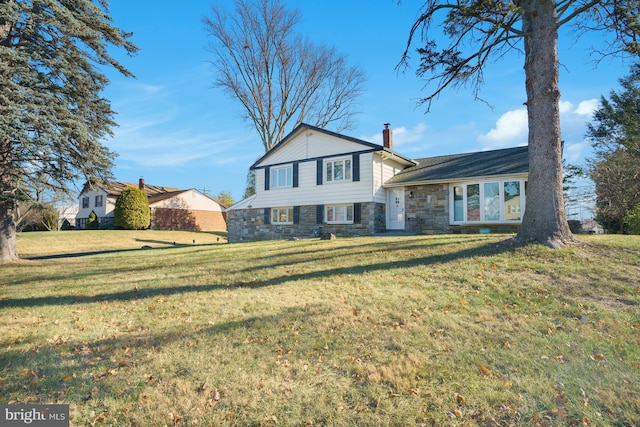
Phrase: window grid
[
  {"left": 325, "top": 158, "right": 352, "bottom": 183},
  {"left": 272, "top": 207, "right": 294, "bottom": 224},
  {"left": 325, "top": 204, "right": 354, "bottom": 224},
  {"left": 271, "top": 166, "right": 292, "bottom": 188}
]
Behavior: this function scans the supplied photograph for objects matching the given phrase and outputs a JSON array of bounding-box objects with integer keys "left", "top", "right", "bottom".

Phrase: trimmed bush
[
  {"left": 114, "top": 187, "right": 150, "bottom": 230},
  {"left": 86, "top": 211, "right": 100, "bottom": 230}
]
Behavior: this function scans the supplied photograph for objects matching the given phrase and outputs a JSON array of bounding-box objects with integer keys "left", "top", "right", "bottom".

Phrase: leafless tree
[{"left": 204, "top": 0, "right": 366, "bottom": 152}]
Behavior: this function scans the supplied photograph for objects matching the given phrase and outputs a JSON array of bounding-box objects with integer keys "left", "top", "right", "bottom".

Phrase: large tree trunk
[
  {"left": 0, "top": 158, "right": 18, "bottom": 262},
  {"left": 517, "top": 0, "right": 575, "bottom": 248}
]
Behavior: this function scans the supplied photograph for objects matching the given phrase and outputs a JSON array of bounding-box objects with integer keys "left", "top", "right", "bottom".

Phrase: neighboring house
[
  {"left": 149, "top": 189, "right": 227, "bottom": 231},
  {"left": 226, "top": 123, "right": 529, "bottom": 243},
  {"left": 581, "top": 218, "right": 605, "bottom": 234},
  {"left": 76, "top": 179, "right": 227, "bottom": 231},
  {"left": 57, "top": 205, "right": 79, "bottom": 229}
]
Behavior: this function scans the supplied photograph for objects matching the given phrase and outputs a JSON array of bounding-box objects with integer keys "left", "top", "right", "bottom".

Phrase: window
[
  {"left": 95, "top": 195, "right": 103, "bottom": 208},
  {"left": 326, "top": 204, "right": 354, "bottom": 224},
  {"left": 81, "top": 197, "right": 89, "bottom": 209},
  {"left": 272, "top": 207, "right": 294, "bottom": 224},
  {"left": 326, "top": 158, "right": 352, "bottom": 183},
  {"left": 451, "top": 180, "right": 526, "bottom": 223},
  {"left": 271, "top": 166, "right": 292, "bottom": 188}
]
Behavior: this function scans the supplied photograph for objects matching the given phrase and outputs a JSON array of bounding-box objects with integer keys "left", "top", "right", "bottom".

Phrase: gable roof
[
  {"left": 80, "top": 181, "right": 180, "bottom": 198},
  {"left": 385, "top": 145, "right": 529, "bottom": 186},
  {"left": 250, "top": 122, "right": 415, "bottom": 169}
]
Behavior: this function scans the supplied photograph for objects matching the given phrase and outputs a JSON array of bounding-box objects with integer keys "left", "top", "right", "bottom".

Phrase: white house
[{"left": 226, "top": 123, "right": 529, "bottom": 242}]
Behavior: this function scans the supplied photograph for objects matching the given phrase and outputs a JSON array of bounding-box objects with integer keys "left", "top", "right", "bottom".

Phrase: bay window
[{"left": 451, "top": 180, "right": 526, "bottom": 223}]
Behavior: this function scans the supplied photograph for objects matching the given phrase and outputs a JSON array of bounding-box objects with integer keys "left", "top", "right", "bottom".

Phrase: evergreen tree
[
  {"left": 114, "top": 187, "right": 150, "bottom": 230},
  {"left": 0, "top": 0, "right": 137, "bottom": 261}
]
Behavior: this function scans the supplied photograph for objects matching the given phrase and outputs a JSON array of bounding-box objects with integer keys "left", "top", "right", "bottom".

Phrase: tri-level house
[{"left": 226, "top": 123, "right": 529, "bottom": 242}]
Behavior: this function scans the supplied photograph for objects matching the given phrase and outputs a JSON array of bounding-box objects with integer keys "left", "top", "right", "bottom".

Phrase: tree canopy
[
  {"left": 587, "top": 64, "right": 640, "bottom": 233},
  {"left": 204, "top": 0, "right": 366, "bottom": 153},
  {"left": 0, "top": 0, "right": 137, "bottom": 261},
  {"left": 401, "top": 0, "right": 640, "bottom": 248}
]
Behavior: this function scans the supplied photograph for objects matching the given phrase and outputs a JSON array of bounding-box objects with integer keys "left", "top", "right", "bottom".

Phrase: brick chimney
[
  {"left": 382, "top": 123, "right": 392, "bottom": 150},
  {"left": 138, "top": 177, "right": 145, "bottom": 190}
]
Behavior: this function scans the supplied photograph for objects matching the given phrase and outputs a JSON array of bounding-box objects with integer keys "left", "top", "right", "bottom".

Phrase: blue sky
[{"left": 100, "top": 0, "right": 632, "bottom": 212}]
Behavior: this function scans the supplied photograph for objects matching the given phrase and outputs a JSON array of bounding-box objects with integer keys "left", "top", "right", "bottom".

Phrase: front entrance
[{"left": 386, "top": 188, "right": 405, "bottom": 230}]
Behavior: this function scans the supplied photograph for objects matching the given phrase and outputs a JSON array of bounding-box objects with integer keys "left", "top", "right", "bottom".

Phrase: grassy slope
[{"left": 1, "top": 231, "right": 638, "bottom": 426}]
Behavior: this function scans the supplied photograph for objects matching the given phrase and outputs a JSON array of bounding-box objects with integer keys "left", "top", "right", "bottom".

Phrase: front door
[{"left": 386, "top": 188, "right": 405, "bottom": 230}]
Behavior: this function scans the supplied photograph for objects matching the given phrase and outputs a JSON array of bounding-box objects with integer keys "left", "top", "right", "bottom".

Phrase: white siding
[
  {"left": 151, "top": 190, "right": 223, "bottom": 212},
  {"left": 77, "top": 188, "right": 111, "bottom": 218},
  {"left": 256, "top": 130, "right": 373, "bottom": 167},
  {"left": 251, "top": 152, "right": 377, "bottom": 208},
  {"left": 373, "top": 155, "right": 406, "bottom": 203}
]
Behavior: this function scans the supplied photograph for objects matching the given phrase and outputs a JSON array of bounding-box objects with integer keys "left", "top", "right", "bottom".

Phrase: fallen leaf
[
  {"left": 455, "top": 393, "right": 466, "bottom": 404},
  {"left": 590, "top": 354, "right": 605, "bottom": 361},
  {"left": 480, "top": 365, "right": 492, "bottom": 376}
]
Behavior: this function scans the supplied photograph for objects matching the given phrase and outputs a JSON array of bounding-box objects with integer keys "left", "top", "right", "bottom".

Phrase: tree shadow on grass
[
  {"left": 0, "top": 240, "right": 512, "bottom": 309},
  {"left": 23, "top": 243, "right": 217, "bottom": 261},
  {"left": 0, "top": 303, "right": 333, "bottom": 420}
]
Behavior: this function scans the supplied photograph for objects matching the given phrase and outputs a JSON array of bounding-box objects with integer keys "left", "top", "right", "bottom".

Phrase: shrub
[
  {"left": 86, "top": 211, "right": 100, "bottom": 229},
  {"left": 624, "top": 202, "right": 640, "bottom": 235},
  {"left": 114, "top": 187, "right": 150, "bottom": 230}
]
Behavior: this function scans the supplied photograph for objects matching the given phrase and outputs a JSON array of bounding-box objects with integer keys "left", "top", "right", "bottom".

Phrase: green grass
[{"left": 1, "top": 230, "right": 639, "bottom": 426}]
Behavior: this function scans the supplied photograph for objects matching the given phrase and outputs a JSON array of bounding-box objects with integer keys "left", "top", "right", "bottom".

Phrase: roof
[
  {"left": 147, "top": 190, "right": 189, "bottom": 205},
  {"left": 250, "top": 122, "right": 416, "bottom": 169},
  {"left": 96, "top": 181, "right": 180, "bottom": 197},
  {"left": 385, "top": 145, "right": 529, "bottom": 186}
]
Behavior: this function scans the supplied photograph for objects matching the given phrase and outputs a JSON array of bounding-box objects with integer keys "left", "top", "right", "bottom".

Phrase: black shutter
[
  {"left": 316, "top": 205, "right": 324, "bottom": 224},
  {"left": 354, "top": 203, "right": 361, "bottom": 224},
  {"left": 293, "top": 162, "right": 299, "bottom": 188},
  {"left": 264, "top": 166, "right": 270, "bottom": 191},
  {"left": 316, "top": 159, "right": 323, "bottom": 185},
  {"left": 352, "top": 153, "right": 360, "bottom": 182},
  {"left": 264, "top": 207, "right": 271, "bottom": 224},
  {"left": 293, "top": 206, "right": 300, "bottom": 224}
]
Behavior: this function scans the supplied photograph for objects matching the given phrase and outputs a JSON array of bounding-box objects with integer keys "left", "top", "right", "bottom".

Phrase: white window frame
[
  {"left": 81, "top": 197, "right": 89, "bottom": 209},
  {"left": 449, "top": 180, "right": 527, "bottom": 224},
  {"left": 271, "top": 165, "right": 293, "bottom": 188},
  {"left": 325, "top": 204, "right": 354, "bottom": 224},
  {"left": 272, "top": 207, "right": 294, "bottom": 224},
  {"left": 95, "top": 195, "right": 103, "bottom": 208},
  {"left": 325, "top": 157, "right": 352, "bottom": 183}
]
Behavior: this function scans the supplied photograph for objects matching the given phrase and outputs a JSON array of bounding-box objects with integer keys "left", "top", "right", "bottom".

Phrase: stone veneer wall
[
  {"left": 405, "top": 184, "right": 454, "bottom": 234},
  {"left": 227, "top": 202, "right": 386, "bottom": 243}
]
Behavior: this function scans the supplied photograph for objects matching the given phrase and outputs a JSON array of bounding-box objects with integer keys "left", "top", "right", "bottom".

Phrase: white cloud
[
  {"left": 559, "top": 100, "right": 573, "bottom": 114},
  {"left": 575, "top": 99, "right": 598, "bottom": 116},
  {"left": 360, "top": 123, "right": 428, "bottom": 145},
  {"left": 564, "top": 140, "right": 591, "bottom": 163},
  {"left": 477, "top": 108, "right": 528, "bottom": 150}
]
